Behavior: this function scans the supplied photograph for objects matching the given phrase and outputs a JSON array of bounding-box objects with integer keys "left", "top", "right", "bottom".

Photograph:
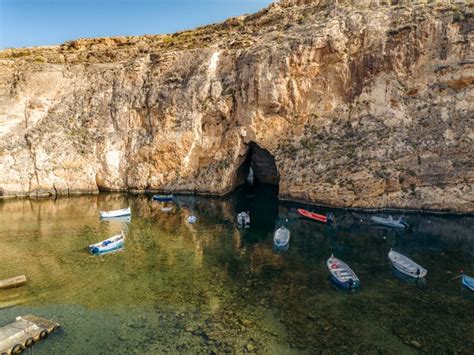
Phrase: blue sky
[{"left": 0, "top": 0, "right": 273, "bottom": 49}]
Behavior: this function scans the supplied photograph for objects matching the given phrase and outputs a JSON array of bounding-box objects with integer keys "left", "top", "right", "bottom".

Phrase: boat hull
[
  {"left": 153, "top": 195, "right": 173, "bottom": 202},
  {"left": 297, "top": 209, "right": 331, "bottom": 223},
  {"left": 90, "top": 241, "right": 124, "bottom": 254},
  {"left": 237, "top": 212, "right": 250, "bottom": 228},
  {"left": 329, "top": 275, "right": 361, "bottom": 289},
  {"left": 388, "top": 250, "right": 427, "bottom": 279},
  {"left": 99, "top": 207, "right": 131, "bottom": 219},
  {"left": 89, "top": 233, "right": 125, "bottom": 254},
  {"left": 327, "top": 256, "right": 360, "bottom": 289},
  {"left": 273, "top": 227, "right": 290, "bottom": 248},
  {"left": 462, "top": 275, "right": 474, "bottom": 291},
  {"left": 371, "top": 216, "right": 408, "bottom": 229}
]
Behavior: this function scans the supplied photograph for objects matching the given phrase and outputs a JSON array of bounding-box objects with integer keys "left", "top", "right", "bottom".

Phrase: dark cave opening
[{"left": 235, "top": 142, "right": 280, "bottom": 190}]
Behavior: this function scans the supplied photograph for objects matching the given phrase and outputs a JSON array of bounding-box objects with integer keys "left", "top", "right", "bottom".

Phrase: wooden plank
[
  {"left": 0, "top": 315, "right": 60, "bottom": 354},
  {"left": 0, "top": 276, "right": 27, "bottom": 290}
]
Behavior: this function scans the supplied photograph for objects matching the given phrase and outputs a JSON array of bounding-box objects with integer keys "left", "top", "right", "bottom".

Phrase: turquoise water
[{"left": 0, "top": 185, "right": 473, "bottom": 353}]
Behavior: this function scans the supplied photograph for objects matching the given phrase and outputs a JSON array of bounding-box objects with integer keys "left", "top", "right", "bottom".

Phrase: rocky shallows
[{"left": 0, "top": 0, "right": 473, "bottom": 212}]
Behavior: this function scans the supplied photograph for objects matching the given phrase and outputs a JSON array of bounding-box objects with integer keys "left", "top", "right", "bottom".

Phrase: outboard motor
[
  {"left": 348, "top": 278, "right": 354, "bottom": 289},
  {"left": 326, "top": 212, "right": 335, "bottom": 223},
  {"left": 398, "top": 216, "right": 409, "bottom": 228}
]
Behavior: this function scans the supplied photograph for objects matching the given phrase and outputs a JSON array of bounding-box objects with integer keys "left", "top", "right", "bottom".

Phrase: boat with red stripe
[{"left": 297, "top": 208, "right": 334, "bottom": 223}]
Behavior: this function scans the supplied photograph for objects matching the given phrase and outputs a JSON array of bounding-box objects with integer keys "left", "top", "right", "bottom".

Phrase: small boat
[
  {"left": 99, "top": 207, "right": 131, "bottom": 219},
  {"left": 188, "top": 215, "right": 197, "bottom": 224},
  {"left": 237, "top": 211, "right": 250, "bottom": 229},
  {"left": 297, "top": 209, "right": 334, "bottom": 223},
  {"left": 327, "top": 255, "right": 360, "bottom": 289},
  {"left": 388, "top": 249, "right": 427, "bottom": 278},
  {"left": 461, "top": 274, "right": 474, "bottom": 291},
  {"left": 153, "top": 194, "right": 174, "bottom": 202},
  {"left": 161, "top": 207, "right": 173, "bottom": 212},
  {"left": 89, "top": 232, "right": 125, "bottom": 254},
  {"left": 371, "top": 215, "right": 409, "bottom": 229},
  {"left": 273, "top": 226, "right": 290, "bottom": 249}
]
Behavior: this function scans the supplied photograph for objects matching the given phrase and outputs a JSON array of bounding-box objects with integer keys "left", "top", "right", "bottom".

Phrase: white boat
[
  {"left": 237, "top": 212, "right": 250, "bottom": 228},
  {"left": 188, "top": 215, "right": 197, "bottom": 224},
  {"left": 273, "top": 226, "right": 290, "bottom": 248},
  {"left": 327, "top": 255, "right": 360, "bottom": 289},
  {"left": 388, "top": 249, "right": 427, "bottom": 279},
  {"left": 371, "top": 215, "right": 409, "bottom": 229},
  {"left": 89, "top": 232, "right": 125, "bottom": 254},
  {"left": 99, "top": 207, "right": 131, "bottom": 219},
  {"left": 161, "top": 207, "right": 173, "bottom": 212}
]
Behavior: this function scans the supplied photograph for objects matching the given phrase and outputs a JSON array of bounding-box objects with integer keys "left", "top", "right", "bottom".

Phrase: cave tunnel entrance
[
  {"left": 233, "top": 142, "right": 280, "bottom": 241},
  {"left": 236, "top": 142, "right": 280, "bottom": 190}
]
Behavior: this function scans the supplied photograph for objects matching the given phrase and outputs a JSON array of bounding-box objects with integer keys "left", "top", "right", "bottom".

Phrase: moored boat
[
  {"left": 153, "top": 194, "right": 174, "bottom": 202},
  {"left": 371, "top": 215, "right": 409, "bottom": 229},
  {"left": 273, "top": 226, "right": 290, "bottom": 249},
  {"left": 99, "top": 207, "right": 131, "bottom": 219},
  {"left": 461, "top": 274, "right": 474, "bottom": 291},
  {"left": 297, "top": 209, "right": 334, "bottom": 223},
  {"left": 388, "top": 249, "right": 427, "bottom": 279},
  {"left": 327, "top": 255, "right": 360, "bottom": 289},
  {"left": 89, "top": 232, "right": 125, "bottom": 254},
  {"left": 237, "top": 211, "right": 250, "bottom": 229},
  {"left": 188, "top": 215, "right": 197, "bottom": 224}
]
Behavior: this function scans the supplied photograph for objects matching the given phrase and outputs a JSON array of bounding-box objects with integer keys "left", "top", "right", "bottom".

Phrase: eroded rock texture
[{"left": 0, "top": 0, "right": 473, "bottom": 212}]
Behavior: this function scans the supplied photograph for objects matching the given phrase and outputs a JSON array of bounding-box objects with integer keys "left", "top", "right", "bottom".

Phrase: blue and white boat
[
  {"left": 273, "top": 226, "right": 290, "bottom": 249},
  {"left": 89, "top": 232, "right": 125, "bottom": 254},
  {"left": 188, "top": 215, "right": 197, "bottom": 224},
  {"left": 327, "top": 255, "right": 360, "bottom": 289},
  {"left": 99, "top": 207, "right": 131, "bottom": 219},
  {"left": 462, "top": 274, "right": 474, "bottom": 292},
  {"left": 153, "top": 194, "right": 174, "bottom": 202},
  {"left": 388, "top": 249, "right": 427, "bottom": 279},
  {"left": 371, "top": 215, "right": 409, "bottom": 229},
  {"left": 237, "top": 212, "right": 250, "bottom": 229}
]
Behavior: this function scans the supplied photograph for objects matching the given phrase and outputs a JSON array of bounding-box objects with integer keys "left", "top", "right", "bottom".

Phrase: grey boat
[{"left": 371, "top": 215, "right": 409, "bottom": 229}]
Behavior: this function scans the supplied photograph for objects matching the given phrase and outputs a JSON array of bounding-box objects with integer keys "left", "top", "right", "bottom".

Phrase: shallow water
[{"left": 0, "top": 185, "right": 473, "bottom": 354}]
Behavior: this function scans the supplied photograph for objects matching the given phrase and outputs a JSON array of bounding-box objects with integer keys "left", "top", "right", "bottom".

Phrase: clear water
[{"left": 0, "top": 185, "right": 473, "bottom": 354}]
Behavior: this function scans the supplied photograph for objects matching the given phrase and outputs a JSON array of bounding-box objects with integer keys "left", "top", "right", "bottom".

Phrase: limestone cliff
[{"left": 0, "top": 0, "right": 473, "bottom": 212}]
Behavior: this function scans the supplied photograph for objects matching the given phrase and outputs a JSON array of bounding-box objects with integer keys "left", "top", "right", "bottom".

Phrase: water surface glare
[{"left": 0, "top": 186, "right": 473, "bottom": 353}]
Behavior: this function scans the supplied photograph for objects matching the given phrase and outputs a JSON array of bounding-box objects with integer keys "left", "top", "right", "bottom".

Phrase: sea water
[{"left": 0, "top": 185, "right": 472, "bottom": 353}]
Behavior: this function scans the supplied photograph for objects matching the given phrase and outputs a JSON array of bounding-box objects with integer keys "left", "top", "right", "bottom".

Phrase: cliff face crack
[{"left": 24, "top": 134, "right": 40, "bottom": 194}]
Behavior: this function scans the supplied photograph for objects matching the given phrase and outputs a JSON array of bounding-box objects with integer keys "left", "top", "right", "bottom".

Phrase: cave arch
[{"left": 235, "top": 142, "right": 280, "bottom": 189}]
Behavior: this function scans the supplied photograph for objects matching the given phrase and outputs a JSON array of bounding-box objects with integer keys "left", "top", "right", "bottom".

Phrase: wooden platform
[
  {"left": 0, "top": 276, "right": 26, "bottom": 290},
  {"left": 0, "top": 315, "right": 60, "bottom": 354}
]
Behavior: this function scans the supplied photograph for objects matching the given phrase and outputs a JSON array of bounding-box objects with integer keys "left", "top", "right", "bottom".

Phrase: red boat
[{"left": 297, "top": 209, "right": 334, "bottom": 223}]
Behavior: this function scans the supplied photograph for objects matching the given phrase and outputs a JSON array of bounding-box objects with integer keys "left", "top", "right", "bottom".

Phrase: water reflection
[
  {"left": 0, "top": 188, "right": 473, "bottom": 353},
  {"left": 391, "top": 266, "right": 427, "bottom": 286}
]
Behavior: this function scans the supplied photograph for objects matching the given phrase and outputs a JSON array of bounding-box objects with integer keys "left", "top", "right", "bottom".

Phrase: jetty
[
  {"left": 0, "top": 315, "right": 60, "bottom": 354},
  {"left": 0, "top": 276, "right": 26, "bottom": 290}
]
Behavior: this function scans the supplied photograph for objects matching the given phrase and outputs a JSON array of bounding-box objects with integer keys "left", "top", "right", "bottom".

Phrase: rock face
[{"left": 0, "top": 0, "right": 473, "bottom": 212}]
